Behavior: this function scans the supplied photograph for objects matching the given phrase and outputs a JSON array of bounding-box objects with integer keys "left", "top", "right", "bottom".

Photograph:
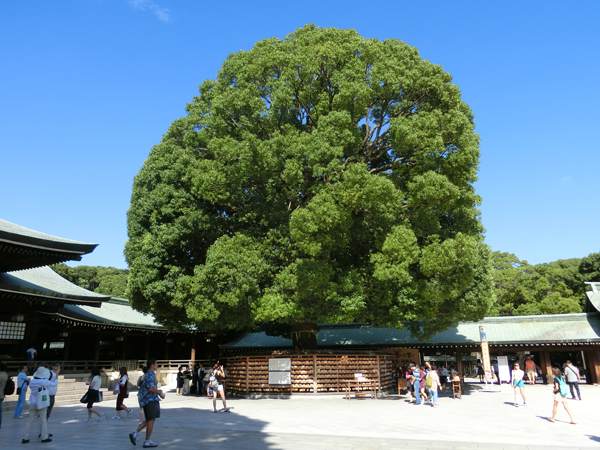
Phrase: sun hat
[{"left": 33, "top": 366, "right": 50, "bottom": 379}]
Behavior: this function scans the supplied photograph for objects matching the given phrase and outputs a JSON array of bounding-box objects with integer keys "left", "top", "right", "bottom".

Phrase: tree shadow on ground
[{"left": 10, "top": 401, "right": 276, "bottom": 450}]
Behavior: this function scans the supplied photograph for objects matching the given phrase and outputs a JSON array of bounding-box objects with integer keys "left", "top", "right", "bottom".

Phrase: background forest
[{"left": 52, "top": 251, "right": 600, "bottom": 318}]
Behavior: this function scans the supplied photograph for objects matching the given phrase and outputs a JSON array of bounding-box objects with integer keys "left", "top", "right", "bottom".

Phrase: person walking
[
  {"left": 204, "top": 366, "right": 212, "bottom": 397},
  {"left": 198, "top": 363, "right": 206, "bottom": 397},
  {"left": 182, "top": 365, "right": 191, "bottom": 395},
  {"left": 112, "top": 367, "right": 133, "bottom": 419},
  {"left": 211, "top": 363, "right": 228, "bottom": 412},
  {"left": 412, "top": 364, "right": 422, "bottom": 405},
  {"left": 129, "top": 358, "right": 164, "bottom": 448},
  {"left": 176, "top": 366, "right": 184, "bottom": 395},
  {"left": 439, "top": 366, "right": 448, "bottom": 392},
  {"left": 136, "top": 366, "right": 148, "bottom": 424},
  {"left": 0, "top": 362, "right": 8, "bottom": 429},
  {"left": 426, "top": 364, "right": 441, "bottom": 407},
  {"left": 192, "top": 363, "right": 199, "bottom": 395},
  {"left": 548, "top": 367, "right": 576, "bottom": 424},
  {"left": 46, "top": 361, "right": 60, "bottom": 421},
  {"left": 84, "top": 366, "right": 105, "bottom": 422},
  {"left": 21, "top": 366, "right": 58, "bottom": 444},
  {"left": 525, "top": 357, "right": 537, "bottom": 385},
  {"left": 511, "top": 362, "right": 527, "bottom": 407},
  {"left": 25, "top": 347, "right": 37, "bottom": 372},
  {"left": 476, "top": 359, "right": 484, "bottom": 383},
  {"left": 564, "top": 360, "right": 582, "bottom": 400},
  {"left": 14, "top": 364, "right": 29, "bottom": 419}
]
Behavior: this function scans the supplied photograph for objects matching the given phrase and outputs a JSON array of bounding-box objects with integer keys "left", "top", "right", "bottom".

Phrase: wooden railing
[{"left": 1, "top": 359, "right": 214, "bottom": 375}]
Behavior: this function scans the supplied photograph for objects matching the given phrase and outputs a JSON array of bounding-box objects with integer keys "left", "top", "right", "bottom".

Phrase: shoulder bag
[{"left": 37, "top": 386, "right": 51, "bottom": 409}]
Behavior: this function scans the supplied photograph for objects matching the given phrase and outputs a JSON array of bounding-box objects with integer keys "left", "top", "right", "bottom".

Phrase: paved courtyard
[{"left": 1, "top": 380, "right": 599, "bottom": 449}]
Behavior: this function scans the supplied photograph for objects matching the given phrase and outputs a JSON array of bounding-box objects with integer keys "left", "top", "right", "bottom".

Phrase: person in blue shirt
[
  {"left": 129, "top": 358, "right": 164, "bottom": 448},
  {"left": 413, "top": 365, "right": 422, "bottom": 405},
  {"left": 14, "top": 365, "right": 29, "bottom": 418}
]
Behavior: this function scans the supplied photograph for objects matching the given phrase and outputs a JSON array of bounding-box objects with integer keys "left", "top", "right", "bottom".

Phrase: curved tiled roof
[
  {"left": 0, "top": 266, "right": 109, "bottom": 305},
  {"left": 0, "top": 219, "right": 98, "bottom": 271},
  {"left": 221, "top": 313, "right": 600, "bottom": 350},
  {"left": 38, "top": 298, "right": 166, "bottom": 332}
]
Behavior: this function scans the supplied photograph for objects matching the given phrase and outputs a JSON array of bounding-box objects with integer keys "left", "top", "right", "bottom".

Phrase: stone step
[{"left": 1, "top": 389, "right": 122, "bottom": 412}]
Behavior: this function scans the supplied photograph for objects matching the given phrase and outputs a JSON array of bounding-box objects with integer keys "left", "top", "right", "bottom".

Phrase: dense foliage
[
  {"left": 50, "top": 264, "right": 129, "bottom": 298},
  {"left": 489, "top": 252, "right": 600, "bottom": 316},
  {"left": 125, "top": 25, "right": 494, "bottom": 338}
]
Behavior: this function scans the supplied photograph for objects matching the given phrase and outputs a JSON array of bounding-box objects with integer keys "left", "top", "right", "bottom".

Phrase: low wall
[{"left": 226, "top": 354, "right": 392, "bottom": 394}]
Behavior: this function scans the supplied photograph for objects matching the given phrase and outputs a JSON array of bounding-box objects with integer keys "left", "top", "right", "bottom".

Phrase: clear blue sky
[{"left": 1, "top": 1, "right": 598, "bottom": 269}]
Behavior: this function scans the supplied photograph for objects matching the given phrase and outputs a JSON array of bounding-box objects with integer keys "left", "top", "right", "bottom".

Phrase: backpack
[
  {"left": 425, "top": 373, "right": 433, "bottom": 388},
  {"left": 209, "top": 373, "right": 218, "bottom": 389},
  {"left": 4, "top": 377, "right": 15, "bottom": 396},
  {"left": 557, "top": 377, "right": 569, "bottom": 397}
]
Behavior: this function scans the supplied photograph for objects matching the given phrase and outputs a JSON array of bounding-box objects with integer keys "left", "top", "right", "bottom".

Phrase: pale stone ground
[{"left": 1, "top": 379, "right": 599, "bottom": 449}]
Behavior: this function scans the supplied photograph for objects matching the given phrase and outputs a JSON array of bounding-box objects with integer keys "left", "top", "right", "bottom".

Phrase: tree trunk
[{"left": 291, "top": 322, "right": 317, "bottom": 350}]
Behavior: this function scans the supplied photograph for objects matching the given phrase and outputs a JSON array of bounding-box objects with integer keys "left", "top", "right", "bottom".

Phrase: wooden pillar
[
  {"left": 245, "top": 357, "right": 249, "bottom": 392},
  {"left": 377, "top": 355, "right": 381, "bottom": 393},
  {"left": 455, "top": 350, "right": 463, "bottom": 377},
  {"left": 540, "top": 350, "right": 552, "bottom": 385},
  {"left": 313, "top": 355, "right": 317, "bottom": 394},
  {"left": 584, "top": 349, "right": 600, "bottom": 385},
  {"left": 190, "top": 335, "right": 196, "bottom": 362}
]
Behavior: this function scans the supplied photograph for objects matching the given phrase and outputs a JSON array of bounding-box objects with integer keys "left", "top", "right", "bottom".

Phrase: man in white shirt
[{"left": 564, "top": 360, "right": 582, "bottom": 400}]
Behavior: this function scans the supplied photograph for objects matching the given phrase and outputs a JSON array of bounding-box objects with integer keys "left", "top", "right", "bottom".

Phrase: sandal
[{"left": 547, "top": 418, "right": 555, "bottom": 422}]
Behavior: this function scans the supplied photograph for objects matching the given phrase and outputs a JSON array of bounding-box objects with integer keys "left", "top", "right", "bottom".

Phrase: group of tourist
[
  {"left": 402, "top": 362, "right": 457, "bottom": 406},
  {"left": 397, "top": 357, "right": 581, "bottom": 425},
  {"left": 175, "top": 362, "right": 224, "bottom": 398},
  {"left": 509, "top": 359, "right": 578, "bottom": 424}
]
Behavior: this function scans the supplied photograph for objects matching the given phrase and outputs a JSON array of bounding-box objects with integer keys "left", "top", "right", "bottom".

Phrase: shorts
[
  {"left": 554, "top": 392, "right": 567, "bottom": 402},
  {"left": 526, "top": 369, "right": 535, "bottom": 376},
  {"left": 143, "top": 401, "right": 161, "bottom": 421},
  {"left": 440, "top": 376, "right": 447, "bottom": 384},
  {"left": 513, "top": 379, "right": 525, "bottom": 388}
]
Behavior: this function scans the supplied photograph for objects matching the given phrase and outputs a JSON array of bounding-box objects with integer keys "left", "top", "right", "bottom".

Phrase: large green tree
[
  {"left": 50, "top": 264, "right": 129, "bottom": 298},
  {"left": 489, "top": 252, "right": 583, "bottom": 316},
  {"left": 125, "top": 25, "right": 494, "bottom": 343}
]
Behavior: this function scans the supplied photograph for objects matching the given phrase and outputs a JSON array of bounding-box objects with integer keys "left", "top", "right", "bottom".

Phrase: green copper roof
[
  {"left": 221, "top": 313, "right": 600, "bottom": 350},
  {"left": 0, "top": 266, "right": 109, "bottom": 305},
  {"left": 45, "top": 298, "right": 164, "bottom": 330}
]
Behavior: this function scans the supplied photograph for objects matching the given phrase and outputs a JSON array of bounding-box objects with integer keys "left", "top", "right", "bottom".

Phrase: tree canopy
[
  {"left": 50, "top": 264, "right": 129, "bottom": 298},
  {"left": 125, "top": 25, "right": 494, "bottom": 339},
  {"left": 488, "top": 251, "right": 600, "bottom": 316}
]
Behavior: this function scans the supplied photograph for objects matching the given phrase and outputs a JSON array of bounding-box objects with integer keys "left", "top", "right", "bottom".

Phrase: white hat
[{"left": 33, "top": 366, "right": 50, "bottom": 379}]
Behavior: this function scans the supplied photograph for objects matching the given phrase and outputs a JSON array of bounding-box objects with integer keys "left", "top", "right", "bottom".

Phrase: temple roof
[
  {"left": 0, "top": 218, "right": 98, "bottom": 272},
  {"left": 38, "top": 297, "right": 166, "bottom": 332},
  {"left": 0, "top": 266, "right": 109, "bottom": 306},
  {"left": 221, "top": 313, "right": 600, "bottom": 351},
  {"left": 586, "top": 282, "right": 600, "bottom": 312}
]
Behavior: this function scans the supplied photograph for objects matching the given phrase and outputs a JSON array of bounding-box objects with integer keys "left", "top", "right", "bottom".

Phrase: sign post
[{"left": 479, "top": 326, "right": 494, "bottom": 386}]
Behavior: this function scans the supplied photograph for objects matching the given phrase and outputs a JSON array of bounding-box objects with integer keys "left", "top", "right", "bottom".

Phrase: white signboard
[
  {"left": 268, "top": 371, "right": 292, "bottom": 385},
  {"left": 268, "top": 358, "right": 291, "bottom": 371},
  {"left": 497, "top": 356, "right": 511, "bottom": 383},
  {"left": 268, "top": 358, "right": 291, "bottom": 385}
]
